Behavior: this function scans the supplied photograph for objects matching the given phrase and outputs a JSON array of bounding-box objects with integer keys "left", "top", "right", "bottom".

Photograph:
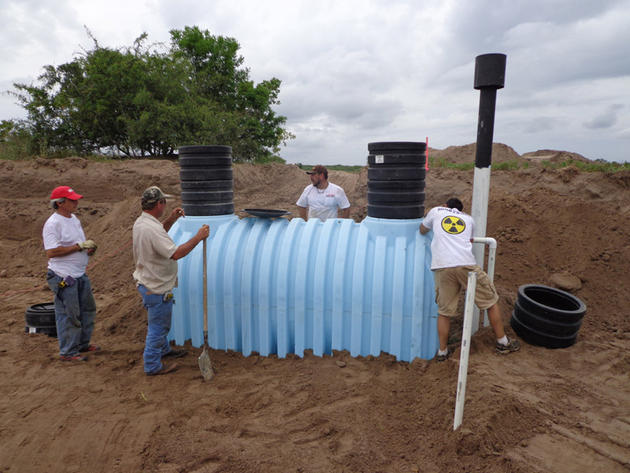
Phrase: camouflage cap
[{"left": 141, "top": 186, "right": 173, "bottom": 205}]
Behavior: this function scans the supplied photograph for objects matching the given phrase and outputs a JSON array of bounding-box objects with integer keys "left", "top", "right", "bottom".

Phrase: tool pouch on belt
[
  {"left": 163, "top": 292, "right": 175, "bottom": 304},
  {"left": 59, "top": 275, "right": 76, "bottom": 288}
]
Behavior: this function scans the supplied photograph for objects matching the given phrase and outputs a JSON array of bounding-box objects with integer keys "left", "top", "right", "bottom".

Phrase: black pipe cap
[{"left": 474, "top": 53, "right": 506, "bottom": 90}]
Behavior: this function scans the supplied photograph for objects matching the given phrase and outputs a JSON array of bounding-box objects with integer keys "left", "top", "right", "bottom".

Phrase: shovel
[{"left": 198, "top": 238, "right": 214, "bottom": 381}]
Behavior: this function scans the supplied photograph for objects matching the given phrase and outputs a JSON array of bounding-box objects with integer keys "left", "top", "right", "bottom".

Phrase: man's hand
[
  {"left": 169, "top": 207, "right": 185, "bottom": 221},
  {"left": 78, "top": 240, "right": 97, "bottom": 250},
  {"left": 197, "top": 224, "right": 210, "bottom": 241},
  {"left": 78, "top": 240, "right": 97, "bottom": 255}
]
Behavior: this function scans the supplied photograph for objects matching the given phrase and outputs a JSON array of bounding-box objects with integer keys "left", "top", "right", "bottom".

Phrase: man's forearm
[
  {"left": 46, "top": 244, "right": 81, "bottom": 258},
  {"left": 163, "top": 216, "right": 176, "bottom": 232},
  {"left": 171, "top": 235, "right": 202, "bottom": 260}
]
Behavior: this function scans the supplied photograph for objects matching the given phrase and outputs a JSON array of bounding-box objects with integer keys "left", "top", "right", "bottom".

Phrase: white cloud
[{"left": 1, "top": 0, "right": 629, "bottom": 163}]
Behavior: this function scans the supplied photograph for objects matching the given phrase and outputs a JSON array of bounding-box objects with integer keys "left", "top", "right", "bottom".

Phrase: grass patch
[
  {"left": 541, "top": 159, "right": 630, "bottom": 172},
  {"left": 428, "top": 158, "right": 474, "bottom": 170},
  {"left": 493, "top": 160, "right": 529, "bottom": 170}
]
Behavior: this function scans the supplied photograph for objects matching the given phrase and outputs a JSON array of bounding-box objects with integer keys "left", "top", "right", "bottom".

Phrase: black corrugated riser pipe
[
  {"left": 178, "top": 145, "right": 234, "bottom": 216},
  {"left": 366, "top": 141, "right": 426, "bottom": 219}
]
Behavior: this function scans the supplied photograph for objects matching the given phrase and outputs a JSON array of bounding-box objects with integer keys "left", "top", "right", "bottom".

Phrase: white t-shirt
[
  {"left": 132, "top": 212, "right": 178, "bottom": 293},
  {"left": 296, "top": 182, "right": 350, "bottom": 221},
  {"left": 422, "top": 206, "right": 477, "bottom": 270},
  {"left": 42, "top": 212, "right": 89, "bottom": 278}
]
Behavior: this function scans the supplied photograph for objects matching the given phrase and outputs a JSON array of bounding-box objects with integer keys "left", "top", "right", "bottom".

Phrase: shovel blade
[{"left": 198, "top": 347, "right": 214, "bottom": 381}]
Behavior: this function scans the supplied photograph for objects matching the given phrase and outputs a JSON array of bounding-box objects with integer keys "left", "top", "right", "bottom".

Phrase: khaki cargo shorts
[{"left": 434, "top": 265, "right": 499, "bottom": 317}]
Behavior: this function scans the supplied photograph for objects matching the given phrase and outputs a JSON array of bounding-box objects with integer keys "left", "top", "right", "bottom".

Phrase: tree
[{"left": 11, "top": 27, "right": 293, "bottom": 161}]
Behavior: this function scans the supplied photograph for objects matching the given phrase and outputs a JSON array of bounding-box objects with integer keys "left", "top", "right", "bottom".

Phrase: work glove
[{"left": 78, "top": 240, "right": 97, "bottom": 251}]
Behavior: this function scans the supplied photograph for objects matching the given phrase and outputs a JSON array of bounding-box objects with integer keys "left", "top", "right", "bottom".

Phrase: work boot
[
  {"left": 146, "top": 362, "right": 178, "bottom": 376},
  {"left": 163, "top": 348, "right": 187, "bottom": 359}
]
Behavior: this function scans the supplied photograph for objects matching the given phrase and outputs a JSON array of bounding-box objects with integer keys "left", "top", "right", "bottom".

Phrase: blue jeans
[
  {"left": 46, "top": 270, "right": 96, "bottom": 357},
  {"left": 137, "top": 284, "right": 175, "bottom": 374}
]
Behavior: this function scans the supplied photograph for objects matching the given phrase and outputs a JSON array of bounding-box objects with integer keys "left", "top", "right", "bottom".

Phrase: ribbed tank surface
[{"left": 168, "top": 215, "right": 439, "bottom": 361}]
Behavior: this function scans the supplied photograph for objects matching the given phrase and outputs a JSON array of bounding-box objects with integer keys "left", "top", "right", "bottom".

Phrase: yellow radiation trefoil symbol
[{"left": 441, "top": 216, "right": 466, "bottom": 234}]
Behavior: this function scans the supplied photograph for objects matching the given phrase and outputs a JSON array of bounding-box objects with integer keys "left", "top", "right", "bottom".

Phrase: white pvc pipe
[
  {"left": 471, "top": 237, "right": 497, "bottom": 328},
  {"left": 471, "top": 167, "right": 491, "bottom": 331},
  {"left": 453, "top": 271, "right": 477, "bottom": 430}
]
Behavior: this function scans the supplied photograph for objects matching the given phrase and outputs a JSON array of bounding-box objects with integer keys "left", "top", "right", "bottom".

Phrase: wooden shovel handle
[{"left": 203, "top": 238, "right": 208, "bottom": 335}]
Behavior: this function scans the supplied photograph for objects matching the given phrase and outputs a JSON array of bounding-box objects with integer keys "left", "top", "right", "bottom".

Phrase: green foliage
[
  {"left": 428, "top": 157, "right": 475, "bottom": 170},
  {"left": 0, "top": 119, "right": 36, "bottom": 159},
  {"left": 255, "top": 154, "right": 286, "bottom": 164},
  {"left": 9, "top": 26, "right": 293, "bottom": 161},
  {"left": 492, "top": 160, "right": 529, "bottom": 170},
  {"left": 541, "top": 159, "right": 630, "bottom": 172}
]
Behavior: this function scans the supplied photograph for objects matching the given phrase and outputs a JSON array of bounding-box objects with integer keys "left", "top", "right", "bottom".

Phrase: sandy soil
[{"left": 0, "top": 150, "right": 629, "bottom": 473}]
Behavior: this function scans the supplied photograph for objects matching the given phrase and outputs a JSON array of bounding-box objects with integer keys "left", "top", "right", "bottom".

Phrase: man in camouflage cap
[{"left": 132, "top": 186, "right": 209, "bottom": 375}]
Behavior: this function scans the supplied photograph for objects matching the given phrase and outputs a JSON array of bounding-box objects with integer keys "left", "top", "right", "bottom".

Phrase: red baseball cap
[{"left": 50, "top": 186, "right": 83, "bottom": 200}]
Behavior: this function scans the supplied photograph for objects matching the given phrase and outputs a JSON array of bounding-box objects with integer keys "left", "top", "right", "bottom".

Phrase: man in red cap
[{"left": 43, "top": 186, "right": 100, "bottom": 362}]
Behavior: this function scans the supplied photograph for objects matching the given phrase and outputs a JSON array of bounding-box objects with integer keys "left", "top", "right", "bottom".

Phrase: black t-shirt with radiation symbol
[{"left": 422, "top": 206, "right": 477, "bottom": 269}]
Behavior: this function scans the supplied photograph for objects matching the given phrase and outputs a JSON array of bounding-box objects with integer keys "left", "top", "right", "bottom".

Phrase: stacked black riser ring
[
  {"left": 367, "top": 142, "right": 426, "bottom": 219},
  {"left": 25, "top": 302, "right": 57, "bottom": 338},
  {"left": 510, "top": 284, "right": 586, "bottom": 348},
  {"left": 178, "top": 145, "right": 234, "bottom": 216}
]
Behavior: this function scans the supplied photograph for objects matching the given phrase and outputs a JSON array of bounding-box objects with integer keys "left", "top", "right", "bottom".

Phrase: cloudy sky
[{"left": 1, "top": 0, "right": 629, "bottom": 164}]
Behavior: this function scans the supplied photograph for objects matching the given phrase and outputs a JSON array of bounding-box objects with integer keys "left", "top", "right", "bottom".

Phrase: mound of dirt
[
  {"left": 429, "top": 142, "right": 523, "bottom": 164},
  {"left": 1, "top": 157, "right": 629, "bottom": 473},
  {"left": 521, "top": 149, "right": 591, "bottom": 163}
]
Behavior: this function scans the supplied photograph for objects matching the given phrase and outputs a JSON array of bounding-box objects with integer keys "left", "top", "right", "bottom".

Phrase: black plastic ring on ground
[
  {"left": 510, "top": 311, "right": 578, "bottom": 349},
  {"left": 514, "top": 300, "right": 583, "bottom": 337},
  {"left": 25, "top": 302, "right": 56, "bottom": 327},
  {"left": 517, "top": 284, "right": 586, "bottom": 324},
  {"left": 25, "top": 325, "right": 57, "bottom": 337}
]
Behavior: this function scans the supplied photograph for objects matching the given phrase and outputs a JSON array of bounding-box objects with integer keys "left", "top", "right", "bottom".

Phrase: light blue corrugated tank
[{"left": 168, "top": 215, "right": 438, "bottom": 361}]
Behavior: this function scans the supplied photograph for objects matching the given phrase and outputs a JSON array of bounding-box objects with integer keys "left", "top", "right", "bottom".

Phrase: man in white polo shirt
[
  {"left": 296, "top": 165, "right": 351, "bottom": 221},
  {"left": 420, "top": 197, "right": 520, "bottom": 361},
  {"left": 133, "top": 186, "right": 209, "bottom": 376}
]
